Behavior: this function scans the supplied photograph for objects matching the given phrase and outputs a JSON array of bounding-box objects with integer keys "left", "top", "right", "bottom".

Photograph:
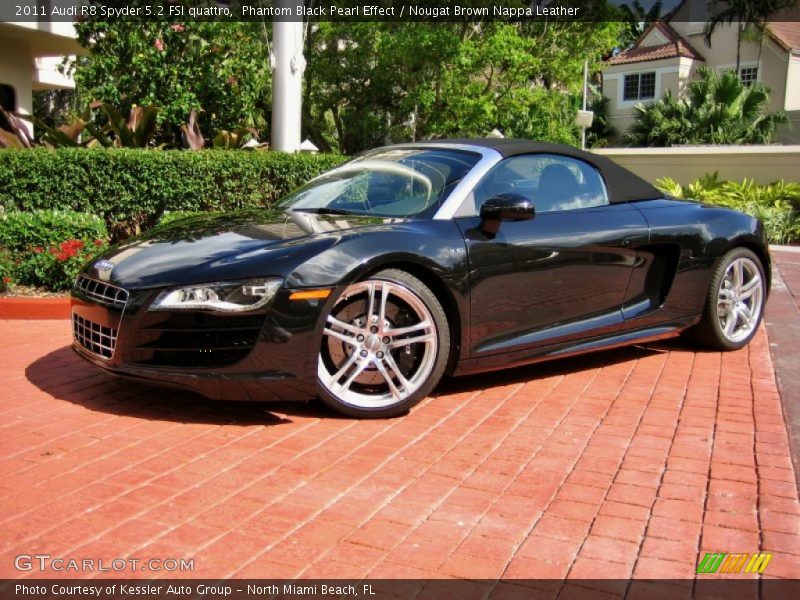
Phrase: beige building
[
  {"left": 0, "top": 21, "right": 81, "bottom": 136},
  {"left": 602, "top": 2, "right": 800, "bottom": 144}
]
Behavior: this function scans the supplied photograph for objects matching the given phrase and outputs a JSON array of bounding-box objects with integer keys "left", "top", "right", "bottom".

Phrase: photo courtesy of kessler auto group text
[{"left": 1, "top": 1, "right": 800, "bottom": 599}]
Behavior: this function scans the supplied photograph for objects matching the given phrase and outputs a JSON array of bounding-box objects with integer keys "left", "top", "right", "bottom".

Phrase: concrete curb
[{"left": 0, "top": 296, "right": 71, "bottom": 320}]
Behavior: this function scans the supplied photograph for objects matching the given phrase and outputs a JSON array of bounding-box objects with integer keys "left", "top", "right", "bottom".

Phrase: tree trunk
[
  {"left": 301, "top": 106, "right": 332, "bottom": 153},
  {"left": 735, "top": 22, "right": 742, "bottom": 73},
  {"left": 330, "top": 105, "right": 346, "bottom": 154},
  {"left": 756, "top": 26, "right": 764, "bottom": 80}
]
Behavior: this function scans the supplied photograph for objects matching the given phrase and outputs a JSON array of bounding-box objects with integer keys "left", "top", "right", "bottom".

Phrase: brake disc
[{"left": 327, "top": 297, "right": 396, "bottom": 385}]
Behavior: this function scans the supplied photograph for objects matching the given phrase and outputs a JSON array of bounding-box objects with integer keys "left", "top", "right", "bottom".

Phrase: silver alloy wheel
[
  {"left": 318, "top": 279, "right": 438, "bottom": 409},
  {"left": 716, "top": 256, "right": 764, "bottom": 343}
]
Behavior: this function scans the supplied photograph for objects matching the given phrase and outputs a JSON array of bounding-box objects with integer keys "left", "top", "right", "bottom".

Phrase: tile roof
[
  {"left": 606, "top": 21, "right": 704, "bottom": 66},
  {"left": 767, "top": 10, "right": 800, "bottom": 52}
]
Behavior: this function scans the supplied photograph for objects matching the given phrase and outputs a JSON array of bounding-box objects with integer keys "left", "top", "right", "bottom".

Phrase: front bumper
[{"left": 71, "top": 278, "right": 331, "bottom": 402}]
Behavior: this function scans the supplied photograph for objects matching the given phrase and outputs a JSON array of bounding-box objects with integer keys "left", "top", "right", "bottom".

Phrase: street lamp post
[{"left": 575, "top": 59, "right": 594, "bottom": 150}]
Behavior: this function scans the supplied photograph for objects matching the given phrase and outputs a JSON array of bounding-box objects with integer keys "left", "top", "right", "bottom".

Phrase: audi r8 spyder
[{"left": 71, "top": 139, "right": 770, "bottom": 418}]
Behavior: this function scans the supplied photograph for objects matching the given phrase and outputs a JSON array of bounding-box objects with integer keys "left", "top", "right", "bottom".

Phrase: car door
[{"left": 454, "top": 153, "right": 649, "bottom": 358}]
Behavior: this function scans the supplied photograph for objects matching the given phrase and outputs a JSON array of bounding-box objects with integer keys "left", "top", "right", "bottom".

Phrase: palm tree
[
  {"left": 687, "top": 67, "right": 786, "bottom": 143},
  {"left": 624, "top": 91, "right": 692, "bottom": 147},
  {"left": 743, "top": 0, "right": 796, "bottom": 75},
  {"left": 704, "top": 0, "right": 796, "bottom": 73},
  {"left": 624, "top": 67, "right": 787, "bottom": 146},
  {"left": 619, "top": 0, "right": 664, "bottom": 48},
  {"left": 586, "top": 95, "right": 616, "bottom": 148}
]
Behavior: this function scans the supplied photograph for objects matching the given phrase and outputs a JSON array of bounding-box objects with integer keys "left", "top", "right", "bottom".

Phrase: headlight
[{"left": 149, "top": 278, "right": 283, "bottom": 312}]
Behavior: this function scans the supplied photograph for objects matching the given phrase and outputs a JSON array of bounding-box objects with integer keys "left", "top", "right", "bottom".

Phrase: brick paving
[{"left": 1, "top": 314, "right": 799, "bottom": 585}]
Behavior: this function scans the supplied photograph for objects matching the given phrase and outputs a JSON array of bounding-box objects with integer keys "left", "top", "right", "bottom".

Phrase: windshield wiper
[{"left": 291, "top": 207, "right": 360, "bottom": 216}]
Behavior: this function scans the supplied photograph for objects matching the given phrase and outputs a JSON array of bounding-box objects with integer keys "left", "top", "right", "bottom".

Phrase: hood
[{"left": 84, "top": 209, "right": 388, "bottom": 289}]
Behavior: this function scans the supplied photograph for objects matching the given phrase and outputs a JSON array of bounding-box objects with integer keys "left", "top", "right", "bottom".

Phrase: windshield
[{"left": 278, "top": 148, "right": 481, "bottom": 218}]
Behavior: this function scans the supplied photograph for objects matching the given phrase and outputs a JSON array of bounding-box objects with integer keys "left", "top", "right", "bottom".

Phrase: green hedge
[
  {"left": 0, "top": 149, "right": 345, "bottom": 240},
  {"left": 0, "top": 209, "right": 107, "bottom": 252}
]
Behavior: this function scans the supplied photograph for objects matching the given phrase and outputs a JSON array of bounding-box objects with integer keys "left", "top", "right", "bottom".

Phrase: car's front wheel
[
  {"left": 318, "top": 269, "right": 450, "bottom": 418},
  {"left": 692, "top": 247, "right": 767, "bottom": 350}
]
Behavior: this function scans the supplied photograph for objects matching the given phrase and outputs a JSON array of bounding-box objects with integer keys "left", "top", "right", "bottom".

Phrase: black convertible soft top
[{"left": 423, "top": 138, "right": 663, "bottom": 205}]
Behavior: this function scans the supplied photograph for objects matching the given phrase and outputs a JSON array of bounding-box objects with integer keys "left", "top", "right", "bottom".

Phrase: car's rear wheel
[
  {"left": 318, "top": 269, "right": 450, "bottom": 418},
  {"left": 692, "top": 247, "right": 766, "bottom": 350}
]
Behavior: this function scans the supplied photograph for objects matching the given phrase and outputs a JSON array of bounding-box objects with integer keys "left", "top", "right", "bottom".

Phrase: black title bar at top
[
  {"left": 4, "top": 0, "right": 800, "bottom": 23},
  {"left": 6, "top": 0, "right": 618, "bottom": 23}
]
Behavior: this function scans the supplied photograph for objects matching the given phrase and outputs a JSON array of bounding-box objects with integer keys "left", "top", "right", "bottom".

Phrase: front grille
[
  {"left": 150, "top": 348, "right": 253, "bottom": 367},
  {"left": 131, "top": 312, "right": 265, "bottom": 368},
  {"left": 73, "top": 314, "right": 118, "bottom": 359},
  {"left": 74, "top": 275, "right": 129, "bottom": 308}
]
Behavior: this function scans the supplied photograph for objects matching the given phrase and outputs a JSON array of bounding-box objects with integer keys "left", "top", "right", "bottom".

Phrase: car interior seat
[{"left": 536, "top": 164, "right": 580, "bottom": 212}]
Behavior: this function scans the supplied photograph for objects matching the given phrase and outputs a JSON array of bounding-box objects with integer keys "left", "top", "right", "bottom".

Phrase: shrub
[
  {"left": 656, "top": 173, "right": 800, "bottom": 244},
  {"left": 0, "top": 149, "right": 345, "bottom": 241},
  {"left": 0, "top": 209, "right": 107, "bottom": 251},
  {"left": 0, "top": 209, "right": 109, "bottom": 291},
  {"left": 0, "top": 246, "right": 12, "bottom": 293},
  {"left": 624, "top": 67, "right": 787, "bottom": 147}
]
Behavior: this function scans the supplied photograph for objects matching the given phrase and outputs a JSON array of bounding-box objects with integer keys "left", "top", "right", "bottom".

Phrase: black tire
[
  {"left": 690, "top": 247, "right": 767, "bottom": 351},
  {"left": 317, "top": 269, "right": 450, "bottom": 418}
]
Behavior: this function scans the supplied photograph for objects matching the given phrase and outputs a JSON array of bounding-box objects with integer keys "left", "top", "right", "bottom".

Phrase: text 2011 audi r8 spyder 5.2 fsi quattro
[{"left": 71, "top": 139, "right": 770, "bottom": 417}]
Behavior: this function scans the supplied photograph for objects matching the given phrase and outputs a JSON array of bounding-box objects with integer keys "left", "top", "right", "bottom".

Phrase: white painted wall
[
  {"left": 34, "top": 56, "right": 73, "bottom": 89},
  {"left": 593, "top": 146, "right": 800, "bottom": 185},
  {"left": 786, "top": 55, "right": 800, "bottom": 112},
  {"left": 0, "top": 22, "right": 78, "bottom": 136}
]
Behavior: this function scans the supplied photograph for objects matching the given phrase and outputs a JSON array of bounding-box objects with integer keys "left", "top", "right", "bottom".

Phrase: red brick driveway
[{"left": 1, "top": 317, "right": 799, "bottom": 585}]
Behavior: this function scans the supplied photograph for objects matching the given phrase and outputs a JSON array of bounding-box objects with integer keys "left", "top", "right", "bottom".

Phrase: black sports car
[{"left": 71, "top": 139, "right": 770, "bottom": 417}]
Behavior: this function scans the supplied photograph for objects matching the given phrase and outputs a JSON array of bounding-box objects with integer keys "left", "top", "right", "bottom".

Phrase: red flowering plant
[
  {"left": 0, "top": 210, "right": 109, "bottom": 293},
  {"left": 21, "top": 237, "right": 108, "bottom": 291},
  {"left": 51, "top": 239, "right": 86, "bottom": 262},
  {"left": 0, "top": 246, "right": 13, "bottom": 293}
]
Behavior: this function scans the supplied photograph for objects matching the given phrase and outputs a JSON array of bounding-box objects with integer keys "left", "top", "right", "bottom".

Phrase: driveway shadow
[
  {"left": 24, "top": 346, "right": 338, "bottom": 426},
  {"left": 26, "top": 339, "right": 689, "bottom": 425},
  {"left": 435, "top": 338, "right": 681, "bottom": 395}
]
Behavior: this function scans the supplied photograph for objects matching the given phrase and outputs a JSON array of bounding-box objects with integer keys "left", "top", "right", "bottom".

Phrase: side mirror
[{"left": 479, "top": 193, "right": 535, "bottom": 236}]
